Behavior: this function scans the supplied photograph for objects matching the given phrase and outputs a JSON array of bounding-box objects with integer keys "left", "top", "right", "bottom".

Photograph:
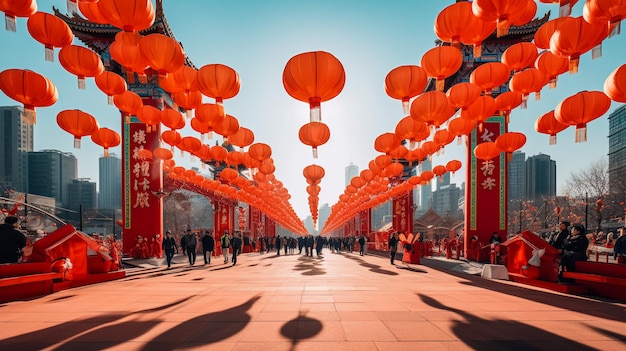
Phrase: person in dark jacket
[
  {"left": 358, "top": 235, "right": 366, "bottom": 256},
  {"left": 549, "top": 221, "right": 570, "bottom": 252},
  {"left": 558, "top": 224, "right": 589, "bottom": 282},
  {"left": 388, "top": 232, "right": 399, "bottom": 265},
  {"left": 201, "top": 230, "right": 215, "bottom": 265},
  {"left": 231, "top": 233, "right": 243, "bottom": 266},
  {"left": 162, "top": 230, "right": 177, "bottom": 269},
  {"left": 613, "top": 228, "right": 626, "bottom": 262},
  {"left": 0, "top": 216, "right": 26, "bottom": 264},
  {"left": 184, "top": 229, "right": 197, "bottom": 266}
]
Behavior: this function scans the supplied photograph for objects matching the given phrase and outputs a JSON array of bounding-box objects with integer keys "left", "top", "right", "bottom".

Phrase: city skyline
[{"left": 0, "top": 1, "right": 624, "bottom": 220}]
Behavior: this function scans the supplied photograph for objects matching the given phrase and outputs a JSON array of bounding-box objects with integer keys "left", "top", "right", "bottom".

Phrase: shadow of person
[
  {"left": 280, "top": 311, "right": 323, "bottom": 351},
  {"left": 418, "top": 293, "right": 597, "bottom": 350},
  {"left": 139, "top": 295, "right": 262, "bottom": 350}
]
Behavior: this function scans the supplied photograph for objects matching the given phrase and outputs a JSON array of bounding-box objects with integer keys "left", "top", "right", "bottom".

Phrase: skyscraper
[
  {"left": 345, "top": 162, "right": 358, "bottom": 186},
  {"left": 318, "top": 203, "right": 331, "bottom": 233},
  {"left": 0, "top": 106, "right": 33, "bottom": 193},
  {"left": 67, "top": 178, "right": 97, "bottom": 210},
  {"left": 525, "top": 153, "right": 556, "bottom": 199},
  {"left": 28, "top": 150, "right": 77, "bottom": 207},
  {"left": 608, "top": 104, "right": 626, "bottom": 193},
  {"left": 415, "top": 158, "right": 432, "bottom": 216},
  {"left": 508, "top": 151, "right": 526, "bottom": 201},
  {"left": 98, "top": 154, "right": 122, "bottom": 209}
]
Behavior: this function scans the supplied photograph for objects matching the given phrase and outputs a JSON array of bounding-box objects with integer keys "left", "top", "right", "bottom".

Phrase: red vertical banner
[
  {"left": 248, "top": 206, "right": 262, "bottom": 240},
  {"left": 465, "top": 116, "right": 507, "bottom": 257},
  {"left": 392, "top": 190, "right": 413, "bottom": 234},
  {"left": 122, "top": 100, "right": 163, "bottom": 255},
  {"left": 237, "top": 206, "right": 246, "bottom": 231},
  {"left": 215, "top": 202, "right": 233, "bottom": 236},
  {"left": 359, "top": 209, "right": 371, "bottom": 235}
]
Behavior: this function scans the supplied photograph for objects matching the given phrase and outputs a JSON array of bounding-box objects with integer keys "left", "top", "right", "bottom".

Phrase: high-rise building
[
  {"left": 67, "top": 178, "right": 97, "bottom": 210},
  {"left": 0, "top": 106, "right": 33, "bottom": 193},
  {"left": 608, "top": 104, "right": 626, "bottom": 193},
  {"left": 345, "top": 162, "right": 358, "bottom": 187},
  {"left": 431, "top": 182, "right": 462, "bottom": 218},
  {"left": 98, "top": 154, "right": 122, "bottom": 209},
  {"left": 508, "top": 151, "right": 526, "bottom": 201},
  {"left": 415, "top": 158, "right": 432, "bottom": 216},
  {"left": 303, "top": 215, "right": 315, "bottom": 235},
  {"left": 28, "top": 150, "right": 77, "bottom": 207},
  {"left": 525, "top": 153, "right": 556, "bottom": 199},
  {"left": 318, "top": 203, "right": 330, "bottom": 233}
]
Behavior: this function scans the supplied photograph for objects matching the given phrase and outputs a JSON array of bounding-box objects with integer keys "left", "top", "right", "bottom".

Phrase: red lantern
[
  {"left": 469, "top": 62, "right": 510, "bottom": 95},
  {"left": 534, "top": 110, "right": 569, "bottom": 145},
  {"left": 534, "top": 17, "right": 569, "bottom": 50},
  {"left": 137, "top": 105, "right": 162, "bottom": 133},
  {"left": 384, "top": 65, "right": 427, "bottom": 114},
  {"left": 56, "top": 109, "right": 99, "bottom": 148},
  {"left": 161, "top": 130, "right": 181, "bottom": 151},
  {"left": 495, "top": 131, "right": 527, "bottom": 160},
  {"left": 508, "top": 68, "right": 548, "bottom": 107},
  {"left": 283, "top": 51, "right": 345, "bottom": 122},
  {"left": 138, "top": 33, "right": 185, "bottom": 77},
  {"left": 459, "top": 14, "right": 496, "bottom": 58},
  {"left": 214, "top": 114, "right": 240, "bottom": 141},
  {"left": 447, "top": 117, "right": 476, "bottom": 144},
  {"left": 534, "top": 51, "right": 569, "bottom": 89},
  {"left": 109, "top": 31, "right": 149, "bottom": 83},
  {"left": 446, "top": 82, "right": 482, "bottom": 116},
  {"left": 538, "top": 0, "right": 578, "bottom": 17},
  {"left": 494, "top": 91, "right": 523, "bottom": 123},
  {"left": 0, "top": 0, "right": 36, "bottom": 32},
  {"left": 113, "top": 91, "right": 143, "bottom": 122},
  {"left": 550, "top": 16, "right": 609, "bottom": 74},
  {"left": 160, "top": 109, "right": 185, "bottom": 130},
  {"left": 604, "top": 64, "right": 626, "bottom": 102},
  {"left": 374, "top": 132, "right": 401, "bottom": 155},
  {"left": 435, "top": 1, "right": 488, "bottom": 49},
  {"left": 421, "top": 46, "right": 463, "bottom": 91},
  {"left": 464, "top": 95, "right": 496, "bottom": 131},
  {"left": 91, "top": 127, "right": 120, "bottom": 157},
  {"left": 228, "top": 127, "right": 255, "bottom": 151},
  {"left": 472, "top": 0, "right": 535, "bottom": 37},
  {"left": 190, "top": 118, "right": 210, "bottom": 140},
  {"left": 95, "top": 71, "right": 127, "bottom": 105},
  {"left": 98, "top": 0, "right": 155, "bottom": 33},
  {"left": 26, "top": 12, "right": 73, "bottom": 62},
  {"left": 299, "top": 122, "right": 331, "bottom": 158},
  {"left": 197, "top": 63, "right": 241, "bottom": 113},
  {"left": 172, "top": 90, "right": 202, "bottom": 116},
  {"left": 432, "top": 165, "right": 447, "bottom": 181},
  {"left": 501, "top": 42, "right": 538, "bottom": 73},
  {"left": 0, "top": 68, "right": 58, "bottom": 125},
  {"left": 58, "top": 45, "right": 104, "bottom": 89},
  {"left": 555, "top": 90, "right": 611, "bottom": 142},
  {"left": 195, "top": 103, "right": 225, "bottom": 139},
  {"left": 153, "top": 147, "right": 173, "bottom": 161},
  {"left": 446, "top": 160, "right": 462, "bottom": 175},
  {"left": 77, "top": 1, "right": 108, "bottom": 24},
  {"left": 583, "top": 0, "right": 626, "bottom": 36},
  {"left": 303, "top": 164, "right": 325, "bottom": 185},
  {"left": 410, "top": 91, "right": 453, "bottom": 129},
  {"left": 248, "top": 143, "right": 272, "bottom": 162},
  {"left": 473, "top": 141, "right": 501, "bottom": 161},
  {"left": 394, "top": 116, "right": 430, "bottom": 148}
]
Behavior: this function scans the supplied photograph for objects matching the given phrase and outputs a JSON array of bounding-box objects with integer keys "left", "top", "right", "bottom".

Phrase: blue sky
[{"left": 0, "top": 1, "right": 623, "bottom": 220}]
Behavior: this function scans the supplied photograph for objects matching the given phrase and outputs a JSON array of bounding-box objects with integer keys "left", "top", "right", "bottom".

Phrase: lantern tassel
[
  {"left": 521, "top": 95, "right": 528, "bottom": 109},
  {"left": 312, "top": 147, "right": 318, "bottom": 159},
  {"left": 5, "top": 15, "right": 16, "bottom": 32},
  {"left": 402, "top": 99, "right": 410, "bottom": 115},
  {"left": 609, "top": 21, "right": 621, "bottom": 38},
  {"left": 207, "top": 131, "right": 213, "bottom": 140},
  {"left": 22, "top": 108, "right": 36, "bottom": 125},
  {"left": 436, "top": 78, "right": 444, "bottom": 92},
  {"left": 78, "top": 77, "right": 86, "bottom": 90},
  {"left": 559, "top": 3, "right": 572, "bottom": 17},
  {"left": 185, "top": 110, "right": 192, "bottom": 119},
  {"left": 74, "top": 137, "right": 81, "bottom": 149},
  {"left": 138, "top": 74, "right": 148, "bottom": 84},
  {"left": 592, "top": 43, "right": 603, "bottom": 60},
  {"left": 496, "top": 19, "right": 510, "bottom": 37},
  {"left": 104, "top": 148, "right": 110, "bottom": 158},
  {"left": 549, "top": 134, "right": 557, "bottom": 145},
  {"left": 67, "top": 0, "right": 78, "bottom": 15},
  {"left": 45, "top": 46, "right": 54, "bottom": 62},
  {"left": 457, "top": 136, "right": 463, "bottom": 145},
  {"left": 575, "top": 125, "right": 587, "bottom": 143},
  {"left": 569, "top": 58, "right": 579, "bottom": 74},
  {"left": 549, "top": 78, "right": 557, "bottom": 89},
  {"left": 473, "top": 43, "right": 482, "bottom": 59},
  {"left": 535, "top": 91, "right": 541, "bottom": 101},
  {"left": 107, "top": 95, "right": 114, "bottom": 105},
  {"left": 200, "top": 133, "right": 205, "bottom": 142},
  {"left": 125, "top": 69, "right": 135, "bottom": 84},
  {"left": 190, "top": 155, "right": 196, "bottom": 163}
]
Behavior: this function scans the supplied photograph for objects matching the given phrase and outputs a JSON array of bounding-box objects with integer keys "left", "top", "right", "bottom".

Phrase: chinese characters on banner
[
  {"left": 392, "top": 190, "right": 413, "bottom": 234},
  {"left": 214, "top": 202, "right": 233, "bottom": 235},
  {"left": 359, "top": 209, "right": 371, "bottom": 236},
  {"left": 248, "top": 206, "right": 262, "bottom": 240},
  {"left": 122, "top": 114, "right": 163, "bottom": 255},
  {"left": 237, "top": 206, "right": 247, "bottom": 230},
  {"left": 265, "top": 216, "right": 276, "bottom": 238},
  {"left": 465, "top": 116, "right": 507, "bottom": 257}
]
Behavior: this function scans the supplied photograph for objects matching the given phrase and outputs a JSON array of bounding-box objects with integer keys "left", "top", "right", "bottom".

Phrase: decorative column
[
  {"left": 465, "top": 116, "right": 508, "bottom": 260},
  {"left": 392, "top": 190, "right": 413, "bottom": 234},
  {"left": 121, "top": 97, "right": 163, "bottom": 255}
]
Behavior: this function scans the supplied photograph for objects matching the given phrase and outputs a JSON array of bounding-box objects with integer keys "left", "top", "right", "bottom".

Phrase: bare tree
[{"left": 562, "top": 157, "right": 609, "bottom": 199}]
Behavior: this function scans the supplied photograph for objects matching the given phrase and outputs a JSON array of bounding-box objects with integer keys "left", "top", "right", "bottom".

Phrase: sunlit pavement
[{"left": 1, "top": 250, "right": 625, "bottom": 351}]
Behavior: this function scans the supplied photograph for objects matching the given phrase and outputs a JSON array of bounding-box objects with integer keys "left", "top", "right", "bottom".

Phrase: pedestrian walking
[
  {"left": 221, "top": 230, "right": 231, "bottom": 263},
  {"left": 201, "top": 230, "right": 215, "bottom": 265},
  {"left": 389, "top": 232, "right": 399, "bottom": 265},
  {"left": 184, "top": 229, "right": 197, "bottom": 266},
  {"left": 231, "top": 233, "right": 242, "bottom": 265},
  {"left": 162, "top": 230, "right": 177, "bottom": 269}
]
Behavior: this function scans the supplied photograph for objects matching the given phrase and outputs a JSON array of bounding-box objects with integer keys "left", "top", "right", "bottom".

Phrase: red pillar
[
  {"left": 121, "top": 98, "right": 163, "bottom": 256},
  {"left": 464, "top": 116, "right": 508, "bottom": 261}
]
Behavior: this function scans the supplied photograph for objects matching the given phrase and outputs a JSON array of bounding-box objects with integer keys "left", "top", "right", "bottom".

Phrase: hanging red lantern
[
  {"left": 555, "top": 90, "right": 611, "bottom": 142},
  {"left": 410, "top": 91, "right": 453, "bottom": 129},
  {"left": 539, "top": 0, "right": 578, "bottom": 17},
  {"left": 604, "top": 63, "right": 626, "bottom": 102},
  {"left": 384, "top": 65, "right": 427, "bottom": 115},
  {"left": 197, "top": 63, "right": 240, "bottom": 114},
  {"left": 473, "top": 141, "right": 501, "bottom": 161},
  {"left": 0, "top": 68, "right": 57, "bottom": 125},
  {"left": 508, "top": 68, "right": 548, "bottom": 107},
  {"left": 495, "top": 131, "right": 527, "bottom": 160},
  {"left": 472, "top": 0, "right": 536, "bottom": 37},
  {"left": 56, "top": 109, "right": 99, "bottom": 148},
  {"left": 303, "top": 164, "right": 325, "bottom": 185},
  {"left": 446, "top": 82, "right": 482, "bottom": 118},
  {"left": 172, "top": 90, "right": 202, "bottom": 116},
  {"left": 432, "top": 165, "right": 447, "bottom": 181},
  {"left": 26, "top": 11, "right": 73, "bottom": 62},
  {"left": 248, "top": 143, "right": 272, "bottom": 162},
  {"left": 137, "top": 105, "right": 161, "bottom": 133},
  {"left": 534, "top": 17, "right": 569, "bottom": 49},
  {"left": 447, "top": 117, "right": 476, "bottom": 145},
  {"left": 91, "top": 127, "right": 120, "bottom": 157},
  {"left": 374, "top": 132, "right": 401, "bottom": 155},
  {"left": 494, "top": 91, "right": 523, "bottom": 123},
  {"left": 299, "top": 122, "right": 331, "bottom": 158},
  {"left": 435, "top": 1, "right": 488, "bottom": 49},
  {"left": 0, "top": 0, "right": 36, "bottom": 32},
  {"left": 228, "top": 127, "right": 255, "bottom": 151},
  {"left": 420, "top": 46, "right": 463, "bottom": 91},
  {"left": 534, "top": 50, "right": 569, "bottom": 89},
  {"left": 94, "top": 71, "right": 127, "bottom": 105},
  {"left": 153, "top": 147, "right": 173, "bottom": 161},
  {"left": 77, "top": 1, "right": 108, "bottom": 24},
  {"left": 550, "top": 16, "right": 609, "bottom": 74},
  {"left": 161, "top": 108, "right": 185, "bottom": 130},
  {"left": 214, "top": 114, "right": 240, "bottom": 141},
  {"left": 58, "top": 45, "right": 104, "bottom": 89},
  {"left": 113, "top": 90, "right": 143, "bottom": 122},
  {"left": 469, "top": 62, "right": 510, "bottom": 95},
  {"left": 161, "top": 130, "right": 181, "bottom": 151},
  {"left": 109, "top": 31, "right": 149, "bottom": 83},
  {"left": 583, "top": 0, "right": 626, "bottom": 37},
  {"left": 98, "top": 0, "right": 155, "bottom": 33},
  {"left": 501, "top": 42, "right": 538, "bottom": 73},
  {"left": 283, "top": 51, "right": 345, "bottom": 122},
  {"left": 464, "top": 95, "right": 496, "bottom": 131},
  {"left": 138, "top": 33, "right": 185, "bottom": 77},
  {"left": 394, "top": 116, "right": 430, "bottom": 149},
  {"left": 445, "top": 160, "right": 462, "bottom": 176},
  {"left": 195, "top": 103, "right": 225, "bottom": 139},
  {"left": 534, "top": 110, "right": 569, "bottom": 145},
  {"left": 459, "top": 14, "right": 496, "bottom": 58}
]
